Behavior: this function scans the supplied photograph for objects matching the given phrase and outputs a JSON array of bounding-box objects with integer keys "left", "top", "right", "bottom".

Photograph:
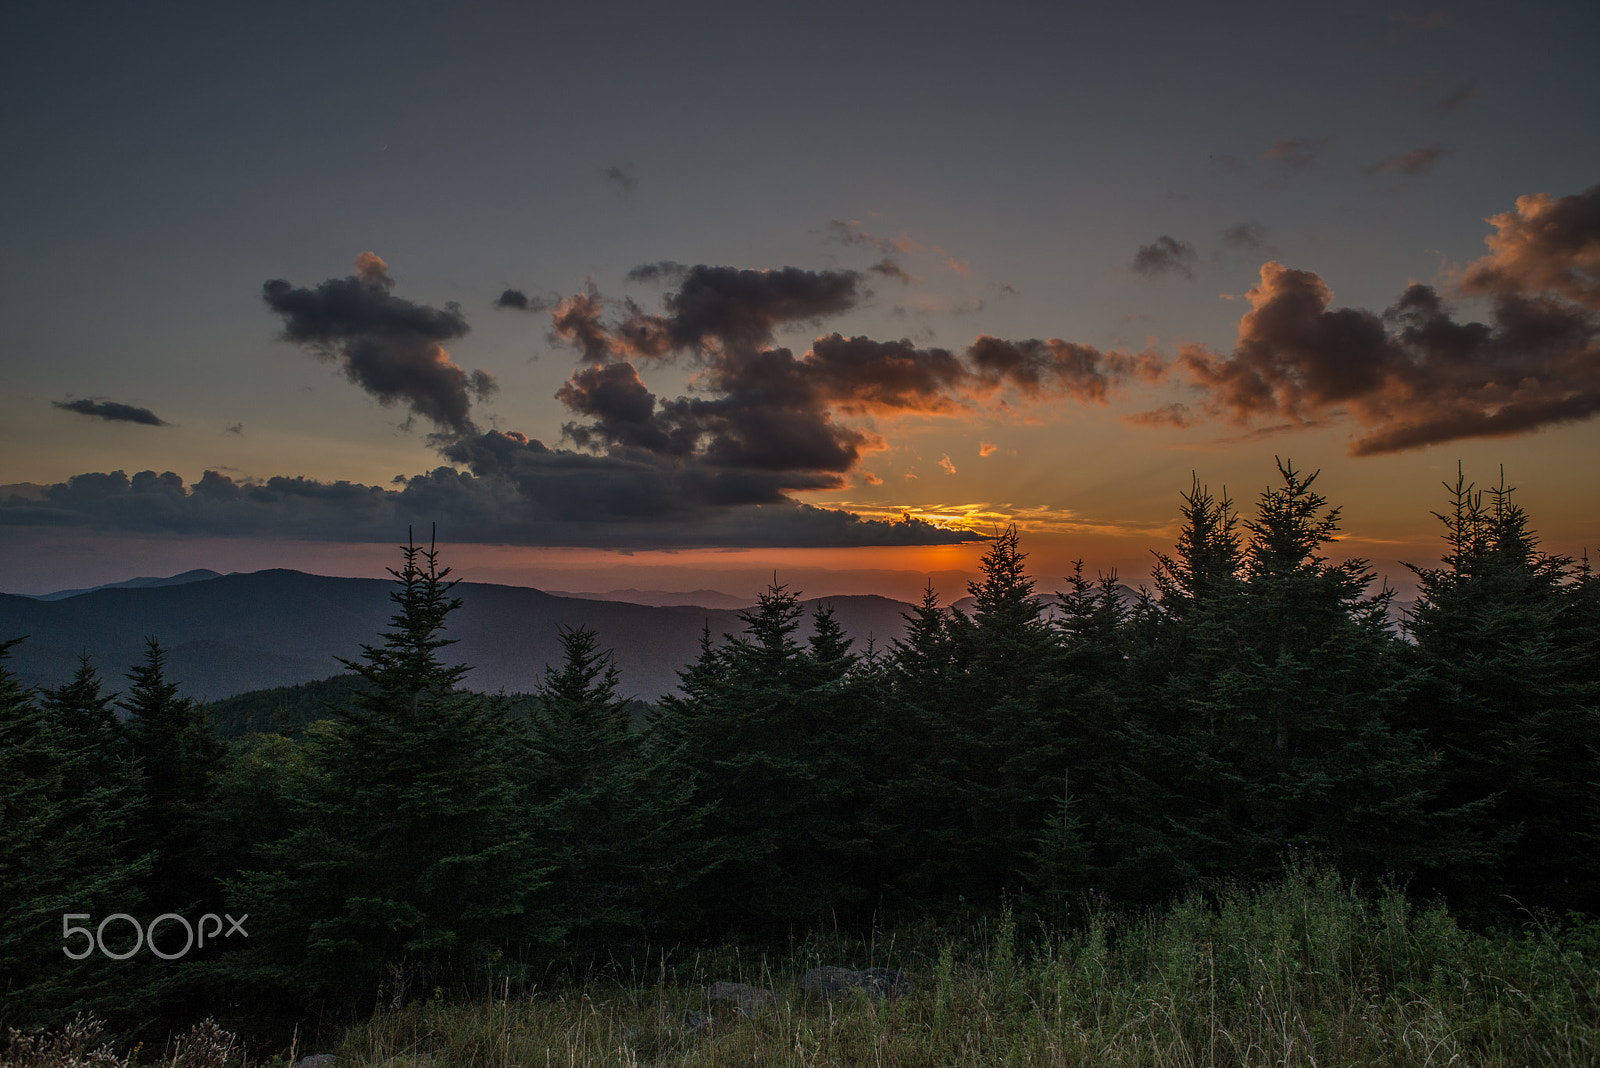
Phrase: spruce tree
[
  {"left": 915, "top": 526, "right": 1062, "bottom": 905},
  {"left": 1104, "top": 479, "right": 1247, "bottom": 902},
  {"left": 121, "top": 639, "right": 227, "bottom": 923},
  {"left": 526, "top": 625, "right": 709, "bottom": 956},
  {"left": 1025, "top": 563, "right": 1128, "bottom": 911},
  {"left": 652, "top": 583, "right": 875, "bottom": 934},
  {"left": 1115, "top": 463, "right": 1455, "bottom": 900},
  {"left": 0, "top": 642, "right": 153, "bottom": 1032},
  {"left": 879, "top": 581, "right": 959, "bottom": 908},
  {"left": 1403, "top": 469, "right": 1600, "bottom": 916},
  {"left": 230, "top": 537, "right": 551, "bottom": 1008}
]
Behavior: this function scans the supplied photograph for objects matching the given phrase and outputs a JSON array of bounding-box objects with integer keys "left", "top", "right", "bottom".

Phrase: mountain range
[{"left": 0, "top": 569, "right": 917, "bottom": 701}]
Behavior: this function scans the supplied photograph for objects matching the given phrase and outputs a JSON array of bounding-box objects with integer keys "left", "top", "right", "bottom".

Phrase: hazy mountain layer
[{"left": 0, "top": 569, "right": 913, "bottom": 700}]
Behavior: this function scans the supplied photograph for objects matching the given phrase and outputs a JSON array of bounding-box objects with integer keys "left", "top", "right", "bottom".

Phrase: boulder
[
  {"left": 707, "top": 980, "right": 778, "bottom": 1015},
  {"left": 800, "top": 966, "right": 910, "bottom": 1000}
]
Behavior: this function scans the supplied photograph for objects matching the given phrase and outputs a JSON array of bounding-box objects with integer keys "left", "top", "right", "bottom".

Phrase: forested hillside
[{"left": 3, "top": 461, "right": 1596, "bottom": 1049}]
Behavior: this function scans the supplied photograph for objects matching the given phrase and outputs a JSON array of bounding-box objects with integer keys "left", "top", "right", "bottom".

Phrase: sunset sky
[{"left": 2, "top": 1, "right": 1596, "bottom": 602}]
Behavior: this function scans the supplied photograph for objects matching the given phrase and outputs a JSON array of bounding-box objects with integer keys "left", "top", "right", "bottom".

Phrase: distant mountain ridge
[
  {"left": 0, "top": 569, "right": 916, "bottom": 702},
  {"left": 548, "top": 588, "right": 757, "bottom": 609},
  {"left": 29, "top": 569, "right": 226, "bottom": 601}
]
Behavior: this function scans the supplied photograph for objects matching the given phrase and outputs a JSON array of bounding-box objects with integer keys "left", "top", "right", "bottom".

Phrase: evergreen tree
[
  {"left": 652, "top": 583, "right": 875, "bottom": 934},
  {"left": 1115, "top": 463, "right": 1457, "bottom": 900},
  {"left": 230, "top": 538, "right": 550, "bottom": 1009},
  {"left": 1403, "top": 469, "right": 1600, "bottom": 916},
  {"left": 526, "top": 625, "right": 709, "bottom": 957},
  {"left": 1103, "top": 478, "right": 1247, "bottom": 902},
  {"left": 40, "top": 656, "right": 129, "bottom": 798},
  {"left": 120, "top": 639, "right": 227, "bottom": 923},
  {"left": 0, "top": 642, "right": 153, "bottom": 1032},
  {"left": 909, "top": 526, "right": 1063, "bottom": 905},
  {"left": 878, "top": 582, "right": 958, "bottom": 908},
  {"left": 1025, "top": 563, "right": 1129, "bottom": 910}
]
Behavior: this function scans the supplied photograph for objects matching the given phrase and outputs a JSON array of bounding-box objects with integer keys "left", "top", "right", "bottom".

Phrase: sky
[{"left": 2, "top": 0, "right": 1597, "bottom": 602}]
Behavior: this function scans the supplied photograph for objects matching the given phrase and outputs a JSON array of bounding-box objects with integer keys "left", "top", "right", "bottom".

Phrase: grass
[
  {"left": 324, "top": 869, "right": 1600, "bottom": 1067},
  {"left": 11, "top": 869, "right": 1598, "bottom": 1068}
]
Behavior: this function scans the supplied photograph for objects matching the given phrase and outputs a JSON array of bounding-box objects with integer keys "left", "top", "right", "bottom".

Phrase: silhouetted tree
[
  {"left": 527, "top": 624, "right": 710, "bottom": 955},
  {"left": 652, "top": 584, "right": 875, "bottom": 934},
  {"left": 229, "top": 537, "right": 551, "bottom": 1009},
  {"left": 0, "top": 642, "right": 153, "bottom": 1032},
  {"left": 121, "top": 639, "right": 227, "bottom": 919},
  {"left": 1403, "top": 469, "right": 1600, "bottom": 917},
  {"left": 906, "top": 526, "right": 1063, "bottom": 905}
]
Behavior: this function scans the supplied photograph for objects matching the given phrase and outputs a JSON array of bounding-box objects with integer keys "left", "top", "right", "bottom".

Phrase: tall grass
[
  {"left": 321, "top": 869, "right": 1599, "bottom": 1067},
  {"left": 15, "top": 869, "right": 1594, "bottom": 1068}
]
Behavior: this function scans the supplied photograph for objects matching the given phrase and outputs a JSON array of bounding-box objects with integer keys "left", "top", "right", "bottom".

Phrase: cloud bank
[
  {"left": 53, "top": 399, "right": 169, "bottom": 426},
  {"left": 1159, "top": 185, "right": 1600, "bottom": 454},
  {"left": 263, "top": 253, "right": 494, "bottom": 439},
  {"left": 546, "top": 264, "right": 1164, "bottom": 492},
  {"left": 0, "top": 463, "right": 977, "bottom": 549}
]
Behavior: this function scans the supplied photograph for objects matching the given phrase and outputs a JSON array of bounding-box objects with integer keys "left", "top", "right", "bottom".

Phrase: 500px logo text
[{"left": 62, "top": 913, "right": 248, "bottom": 960}]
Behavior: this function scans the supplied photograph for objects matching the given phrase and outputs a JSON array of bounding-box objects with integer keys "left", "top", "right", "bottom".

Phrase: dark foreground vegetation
[{"left": 3, "top": 461, "right": 1597, "bottom": 1062}]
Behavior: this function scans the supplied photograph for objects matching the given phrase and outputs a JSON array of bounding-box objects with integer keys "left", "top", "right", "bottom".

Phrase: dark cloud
[
  {"left": 1170, "top": 195, "right": 1600, "bottom": 455},
  {"left": 0, "top": 456, "right": 980, "bottom": 549},
  {"left": 868, "top": 258, "right": 920, "bottom": 284},
  {"left": 967, "top": 336, "right": 1166, "bottom": 404},
  {"left": 493, "top": 289, "right": 551, "bottom": 312},
  {"left": 263, "top": 252, "right": 490, "bottom": 440},
  {"left": 1124, "top": 403, "right": 1196, "bottom": 429},
  {"left": 603, "top": 165, "right": 638, "bottom": 193},
  {"left": 549, "top": 287, "right": 616, "bottom": 363},
  {"left": 556, "top": 351, "right": 875, "bottom": 477},
  {"left": 1132, "top": 236, "right": 1198, "bottom": 280},
  {"left": 1221, "top": 222, "right": 1269, "bottom": 251},
  {"left": 626, "top": 261, "right": 689, "bottom": 284},
  {"left": 557, "top": 362, "right": 687, "bottom": 455},
  {"left": 1367, "top": 144, "right": 1449, "bottom": 176},
  {"left": 552, "top": 264, "right": 863, "bottom": 361},
  {"left": 551, "top": 333, "right": 1161, "bottom": 488},
  {"left": 52, "top": 399, "right": 169, "bottom": 426},
  {"left": 547, "top": 266, "right": 1169, "bottom": 490},
  {"left": 826, "top": 219, "right": 918, "bottom": 256},
  {"left": 1460, "top": 185, "right": 1600, "bottom": 311}
]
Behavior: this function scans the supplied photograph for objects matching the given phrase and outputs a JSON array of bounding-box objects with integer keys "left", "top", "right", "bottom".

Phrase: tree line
[{"left": 2, "top": 460, "right": 1596, "bottom": 1040}]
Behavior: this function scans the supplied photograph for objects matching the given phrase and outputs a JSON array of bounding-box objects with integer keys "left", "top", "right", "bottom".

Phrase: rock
[
  {"left": 800, "top": 966, "right": 910, "bottom": 1000},
  {"left": 707, "top": 980, "right": 778, "bottom": 1014},
  {"left": 679, "top": 1009, "right": 713, "bottom": 1035},
  {"left": 294, "top": 1057, "right": 337, "bottom": 1068}
]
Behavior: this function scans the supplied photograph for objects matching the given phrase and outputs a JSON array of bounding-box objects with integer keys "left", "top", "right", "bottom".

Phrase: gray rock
[
  {"left": 707, "top": 980, "right": 778, "bottom": 1015},
  {"left": 294, "top": 1057, "right": 337, "bottom": 1068},
  {"left": 800, "top": 966, "right": 910, "bottom": 1000}
]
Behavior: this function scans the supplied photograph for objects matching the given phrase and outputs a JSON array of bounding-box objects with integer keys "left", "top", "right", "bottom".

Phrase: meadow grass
[
  {"left": 10, "top": 869, "right": 1596, "bottom": 1068},
  {"left": 323, "top": 869, "right": 1600, "bottom": 1067}
]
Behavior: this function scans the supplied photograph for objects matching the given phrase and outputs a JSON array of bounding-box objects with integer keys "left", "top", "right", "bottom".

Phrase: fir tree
[
  {"left": 121, "top": 639, "right": 227, "bottom": 921},
  {"left": 0, "top": 642, "right": 153, "bottom": 1032},
  {"left": 1115, "top": 463, "right": 1457, "bottom": 900},
  {"left": 1403, "top": 468, "right": 1600, "bottom": 916},
  {"left": 527, "top": 625, "right": 710, "bottom": 956},
  {"left": 1103, "top": 479, "right": 1246, "bottom": 901},
  {"left": 230, "top": 537, "right": 551, "bottom": 1008},
  {"left": 913, "top": 526, "right": 1062, "bottom": 905},
  {"left": 652, "top": 583, "right": 875, "bottom": 934}
]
